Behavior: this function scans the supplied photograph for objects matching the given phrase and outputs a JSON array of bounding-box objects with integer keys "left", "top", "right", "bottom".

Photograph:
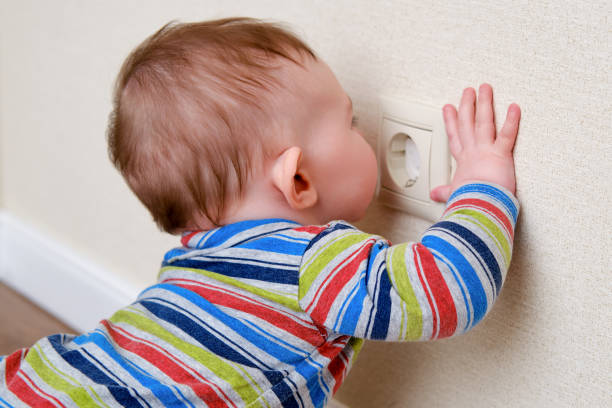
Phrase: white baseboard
[{"left": 0, "top": 210, "right": 139, "bottom": 333}]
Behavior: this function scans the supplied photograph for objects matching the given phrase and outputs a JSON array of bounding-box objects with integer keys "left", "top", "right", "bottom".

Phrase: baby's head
[{"left": 108, "top": 18, "right": 377, "bottom": 233}]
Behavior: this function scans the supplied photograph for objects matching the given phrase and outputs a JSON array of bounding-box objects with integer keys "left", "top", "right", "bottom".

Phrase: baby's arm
[{"left": 298, "top": 85, "right": 520, "bottom": 340}]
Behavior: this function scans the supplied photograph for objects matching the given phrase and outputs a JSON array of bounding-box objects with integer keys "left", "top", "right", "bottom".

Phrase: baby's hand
[{"left": 430, "top": 84, "right": 521, "bottom": 202}]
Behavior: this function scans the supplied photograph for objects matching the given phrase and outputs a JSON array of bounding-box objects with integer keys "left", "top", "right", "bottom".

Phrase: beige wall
[{"left": 1, "top": 0, "right": 610, "bottom": 406}]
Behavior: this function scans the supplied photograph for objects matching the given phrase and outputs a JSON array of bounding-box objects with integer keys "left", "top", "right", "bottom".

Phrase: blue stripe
[
  {"left": 241, "top": 320, "right": 325, "bottom": 372},
  {"left": 140, "top": 297, "right": 305, "bottom": 406},
  {"left": 172, "top": 253, "right": 299, "bottom": 269},
  {"left": 276, "top": 233, "right": 311, "bottom": 243},
  {"left": 48, "top": 334, "right": 146, "bottom": 407},
  {"left": 430, "top": 251, "right": 472, "bottom": 331},
  {"left": 164, "top": 257, "right": 299, "bottom": 284},
  {"left": 362, "top": 243, "right": 391, "bottom": 339},
  {"left": 270, "top": 381, "right": 301, "bottom": 408},
  {"left": 141, "top": 296, "right": 310, "bottom": 408},
  {"left": 304, "top": 223, "right": 353, "bottom": 253},
  {"left": 370, "top": 260, "right": 393, "bottom": 340},
  {"left": 140, "top": 299, "right": 263, "bottom": 369},
  {"left": 205, "top": 219, "right": 298, "bottom": 248},
  {"left": 0, "top": 396, "right": 15, "bottom": 408},
  {"left": 232, "top": 226, "right": 302, "bottom": 248},
  {"left": 241, "top": 317, "right": 331, "bottom": 402},
  {"left": 433, "top": 221, "right": 501, "bottom": 296},
  {"left": 163, "top": 247, "right": 189, "bottom": 262},
  {"left": 140, "top": 288, "right": 325, "bottom": 406},
  {"left": 171, "top": 385, "right": 196, "bottom": 408},
  {"left": 307, "top": 374, "right": 328, "bottom": 408},
  {"left": 449, "top": 183, "right": 517, "bottom": 223},
  {"left": 334, "top": 270, "right": 366, "bottom": 333},
  {"left": 421, "top": 236, "right": 488, "bottom": 327},
  {"left": 239, "top": 236, "right": 307, "bottom": 256},
  {"left": 240, "top": 321, "right": 330, "bottom": 405},
  {"left": 195, "top": 229, "right": 215, "bottom": 248},
  {"left": 81, "top": 348, "right": 152, "bottom": 408},
  {"left": 338, "top": 280, "right": 368, "bottom": 337},
  {"left": 362, "top": 246, "right": 381, "bottom": 337},
  {"left": 73, "top": 330, "right": 188, "bottom": 407}
]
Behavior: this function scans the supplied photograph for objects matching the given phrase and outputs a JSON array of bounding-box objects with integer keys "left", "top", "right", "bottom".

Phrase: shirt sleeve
[{"left": 297, "top": 182, "right": 519, "bottom": 341}]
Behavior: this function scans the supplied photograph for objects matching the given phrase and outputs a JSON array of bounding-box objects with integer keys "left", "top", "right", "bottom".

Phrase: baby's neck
[
  {"left": 185, "top": 177, "right": 322, "bottom": 233},
  {"left": 223, "top": 181, "right": 321, "bottom": 227}
]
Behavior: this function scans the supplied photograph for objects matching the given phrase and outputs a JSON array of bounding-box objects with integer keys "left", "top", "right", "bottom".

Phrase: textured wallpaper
[{"left": 1, "top": 0, "right": 610, "bottom": 406}]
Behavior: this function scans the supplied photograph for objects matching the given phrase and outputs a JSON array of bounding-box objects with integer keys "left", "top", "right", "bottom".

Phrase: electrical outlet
[{"left": 378, "top": 97, "right": 451, "bottom": 221}]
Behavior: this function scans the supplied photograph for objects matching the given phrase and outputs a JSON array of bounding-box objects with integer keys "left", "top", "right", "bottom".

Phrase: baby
[{"left": 0, "top": 18, "right": 520, "bottom": 407}]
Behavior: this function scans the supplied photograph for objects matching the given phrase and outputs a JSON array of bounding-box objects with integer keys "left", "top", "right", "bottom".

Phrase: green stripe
[
  {"left": 453, "top": 209, "right": 511, "bottom": 266},
  {"left": 109, "top": 309, "right": 265, "bottom": 407},
  {"left": 299, "top": 232, "right": 371, "bottom": 300},
  {"left": 38, "top": 345, "right": 111, "bottom": 407},
  {"left": 347, "top": 337, "right": 364, "bottom": 362},
  {"left": 388, "top": 244, "right": 423, "bottom": 340},
  {"left": 26, "top": 345, "right": 103, "bottom": 407},
  {"left": 159, "top": 266, "right": 300, "bottom": 312}
]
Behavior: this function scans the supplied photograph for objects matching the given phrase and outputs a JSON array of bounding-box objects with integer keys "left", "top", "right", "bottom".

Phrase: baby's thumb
[{"left": 430, "top": 185, "right": 452, "bottom": 203}]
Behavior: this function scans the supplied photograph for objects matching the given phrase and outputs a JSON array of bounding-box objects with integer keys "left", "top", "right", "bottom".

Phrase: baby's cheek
[
  {"left": 365, "top": 144, "right": 378, "bottom": 187},
  {"left": 355, "top": 145, "right": 378, "bottom": 213}
]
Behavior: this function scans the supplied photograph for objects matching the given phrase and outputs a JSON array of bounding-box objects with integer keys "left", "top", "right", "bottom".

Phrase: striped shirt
[{"left": 0, "top": 183, "right": 518, "bottom": 407}]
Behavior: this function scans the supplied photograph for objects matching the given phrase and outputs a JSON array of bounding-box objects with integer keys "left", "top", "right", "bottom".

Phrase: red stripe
[
  {"left": 4, "top": 348, "right": 24, "bottom": 384},
  {"left": 293, "top": 225, "right": 327, "bottom": 234},
  {"left": 19, "top": 371, "right": 67, "bottom": 408},
  {"left": 413, "top": 244, "right": 457, "bottom": 339},
  {"left": 327, "top": 354, "right": 347, "bottom": 394},
  {"left": 168, "top": 279, "right": 330, "bottom": 350},
  {"left": 181, "top": 231, "right": 201, "bottom": 247},
  {"left": 101, "top": 320, "right": 234, "bottom": 407},
  {"left": 168, "top": 279, "right": 347, "bottom": 361},
  {"left": 308, "top": 240, "right": 375, "bottom": 325},
  {"left": 325, "top": 336, "right": 351, "bottom": 394},
  {"left": 412, "top": 245, "right": 438, "bottom": 338},
  {"left": 5, "top": 349, "right": 65, "bottom": 407},
  {"left": 313, "top": 335, "right": 349, "bottom": 366},
  {"left": 305, "top": 239, "right": 374, "bottom": 312},
  {"left": 446, "top": 198, "right": 513, "bottom": 239}
]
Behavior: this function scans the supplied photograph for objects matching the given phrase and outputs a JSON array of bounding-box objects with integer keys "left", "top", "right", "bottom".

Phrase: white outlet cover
[{"left": 378, "top": 97, "right": 451, "bottom": 221}]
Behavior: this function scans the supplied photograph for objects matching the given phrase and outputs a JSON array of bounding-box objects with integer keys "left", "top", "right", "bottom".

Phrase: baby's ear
[{"left": 272, "top": 146, "right": 318, "bottom": 210}]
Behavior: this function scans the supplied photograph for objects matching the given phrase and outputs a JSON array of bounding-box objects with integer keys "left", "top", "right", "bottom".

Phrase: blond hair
[{"left": 107, "top": 17, "right": 315, "bottom": 233}]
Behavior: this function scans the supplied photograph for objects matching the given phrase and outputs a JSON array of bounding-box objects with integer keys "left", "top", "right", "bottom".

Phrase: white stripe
[
  {"left": 414, "top": 246, "right": 441, "bottom": 339},
  {"left": 428, "top": 226, "right": 497, "bottom": 301},
  {"left": 77, "top": 340, "right": 159, "bottom": 407},
  {"left": 162, "top": 278, "right": 318, "bottom": 331},
  {"left": 16, "top": 371, "right": 64, "bottom": 408},
  {"left": 119, "top": 305, "right": 262, "bottom": 403},
  {"left": 107, "top": 322, "right": 237, "bottom": 407},
  {"left": 427, "top": 248, "right": 473, "bottom": 333},
  {"left": 33, "top": 343, "right": 110, "bottom": 407},
  {"left": 304, "top": 237, "right": 376, "bottom": 315}
]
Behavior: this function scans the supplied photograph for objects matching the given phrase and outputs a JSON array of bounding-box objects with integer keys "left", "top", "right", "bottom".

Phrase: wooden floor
[{"left": 0, "top": 282, "right": 75, "bottom": 355}]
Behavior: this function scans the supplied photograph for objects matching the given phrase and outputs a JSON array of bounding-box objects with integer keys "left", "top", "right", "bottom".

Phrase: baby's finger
[
  {"left": 430, "top": 184, "right": 452, "bottom": 203},
  {"left": 458, "top": 87, "right": 476, "bottom": 146},
  {"left": 475, "top": 83, "right": 495, "bottom": 144},
  {"left": 496, "top": 103, "right": 521, "bottom": 152},
  {"left": 443, "top": 104, "right": 462, "bottom": 156}
]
